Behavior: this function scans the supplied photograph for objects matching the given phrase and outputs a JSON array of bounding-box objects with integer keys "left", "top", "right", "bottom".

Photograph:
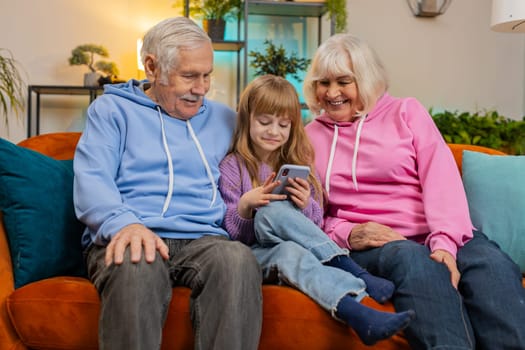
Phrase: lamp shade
[{"left": 491, "top": 0, "right": 525, "bottom": 32}]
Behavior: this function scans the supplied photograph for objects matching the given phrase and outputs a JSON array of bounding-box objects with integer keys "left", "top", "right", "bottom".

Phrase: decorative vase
[
  {"left": 83, "top": 72, "right": 101, "bottom": 87},
  {"left": 203, "top": 18, "right": 226, "bottom": 41}
]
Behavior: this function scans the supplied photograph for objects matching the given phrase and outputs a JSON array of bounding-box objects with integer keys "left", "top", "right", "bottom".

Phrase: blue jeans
[
  {"left": 86, "top": 235, "right": 262, "bottom": 350},
  {"left": 253, "top": 200, "right": 367, "bottom": 315},
  {"left": 350, "top": 231, "right": 525, "bottom": 350}
]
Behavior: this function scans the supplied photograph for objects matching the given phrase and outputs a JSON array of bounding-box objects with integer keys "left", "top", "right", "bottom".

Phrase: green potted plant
[
  {"left": 249, "top": 39, "right": 311, "bottom": 82},
  {"left": 173, "top": 0, "right": 242, "bottom": 41},
  {"left": 431, "top": 109, "right": 525, "bottom": 155},
  {"left": 68, "top": 44, "right": 119, "bottom": 86},
  {"left": 325, "top": 0, "right": 347, "bottom": 33},
  {"left": 0, "top": 48, "right": 25, "bottom": 130}
]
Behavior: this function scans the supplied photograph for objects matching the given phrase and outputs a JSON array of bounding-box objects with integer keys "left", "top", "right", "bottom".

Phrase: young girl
[{"left": 218, "top": 74, "right": 415, "bottom": 346}]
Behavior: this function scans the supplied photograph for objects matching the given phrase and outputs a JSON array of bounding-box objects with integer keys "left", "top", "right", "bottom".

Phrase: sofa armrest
[
  {"left": 0, "top": 132, "right": 82, "bottom": 350},
  {"left": 0, "top": 214, "right": 26, "bottom": 350}
]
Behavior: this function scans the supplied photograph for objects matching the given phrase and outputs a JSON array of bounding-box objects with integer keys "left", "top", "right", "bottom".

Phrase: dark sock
[
  {"left": 336, "top": 295, "right": 415, "bottom": 346},
  {"left": 326, "top": 255, "right": 395, "bottom": 303}
]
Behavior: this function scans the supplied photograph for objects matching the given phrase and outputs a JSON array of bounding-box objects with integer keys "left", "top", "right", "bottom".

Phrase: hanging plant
[{"left": 325, "top": 0, "right": 347, "bottom": 33}]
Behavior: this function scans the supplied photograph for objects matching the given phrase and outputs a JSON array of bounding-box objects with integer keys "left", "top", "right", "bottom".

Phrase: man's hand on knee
[{"left": 105, "top": 224, "right": 169, "bottom": 266}]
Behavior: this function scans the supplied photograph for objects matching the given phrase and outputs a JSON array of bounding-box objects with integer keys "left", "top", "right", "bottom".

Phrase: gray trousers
[{"left": 86, "top": 235, "right": 263, "bottom": 350}]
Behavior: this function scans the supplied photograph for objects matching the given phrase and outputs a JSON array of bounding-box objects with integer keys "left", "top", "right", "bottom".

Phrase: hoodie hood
[
  {"left": 103, "top": 79, "right": 210, "bottom": 114},
  {"left": 104, "top": 79, "right": 157, "bottom": 108}
]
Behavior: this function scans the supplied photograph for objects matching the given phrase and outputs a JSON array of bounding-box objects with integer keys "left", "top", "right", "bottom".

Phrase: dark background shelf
[{"left": 247, "top": 1, "right": 327, "bottom": 17}]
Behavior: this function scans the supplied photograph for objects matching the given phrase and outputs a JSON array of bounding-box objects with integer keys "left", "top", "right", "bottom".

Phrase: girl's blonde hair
[
  {"left": 303, "top": 33, "right": 389, "bottom": 116},
  {"left": 231, "top": 74, "right": 323, "bottom": 203}
]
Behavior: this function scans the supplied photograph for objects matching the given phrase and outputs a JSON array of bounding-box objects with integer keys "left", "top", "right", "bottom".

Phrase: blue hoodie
[{"left": 74, "top": 80, "right": 235, "bottom": 249}]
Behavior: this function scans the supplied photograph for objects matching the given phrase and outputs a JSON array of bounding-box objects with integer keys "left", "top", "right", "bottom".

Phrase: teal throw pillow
[
  {"left": 0, "top": 138, "right": 86, "bottom": 288},
  {"left": 462, "top": 150, "right": 525, "bottom": 273}
]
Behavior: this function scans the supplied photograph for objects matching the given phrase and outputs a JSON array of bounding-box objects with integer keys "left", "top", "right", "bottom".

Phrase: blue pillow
[
  {"left": 462, "top": 150, "right": 525, "bottom": 273},
  {"left": 0, "top": 138, "right": 86, "bottom": 288}
]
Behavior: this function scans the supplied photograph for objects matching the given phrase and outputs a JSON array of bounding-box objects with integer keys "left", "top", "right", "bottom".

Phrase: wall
[
  {"left": 347, "top": 0, "right": 525, "bottom": 118},
  {"left": 0, "top": 0, "right": 237, "bottom": 142},
  {"left": 1, "top": 0, "right": 524, "bottom": 143}
]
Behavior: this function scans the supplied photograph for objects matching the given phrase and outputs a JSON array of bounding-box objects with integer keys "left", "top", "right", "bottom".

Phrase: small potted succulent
[
  {"left": 68, "top": 44, "right": 120, "bottom": 86},
  {"left": 0, "top": 48, "right": 25, "bottom": 130}
]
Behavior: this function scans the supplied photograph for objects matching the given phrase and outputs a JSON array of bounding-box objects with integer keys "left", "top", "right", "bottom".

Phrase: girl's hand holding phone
[
  {"left": 284, "top": 177, "right": 311, "bottom": 210},
  {"left": 237, "top": 174, "right": 287, "bottom": 218},
  {"left": 270, "top": 164, "right": 311, "bottom": 209}
]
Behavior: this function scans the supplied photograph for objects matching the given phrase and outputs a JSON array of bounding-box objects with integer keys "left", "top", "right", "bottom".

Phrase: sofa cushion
[
  {"left": 462, "top": 150, "right": 525, "bottom": 273},
  {"left": 7, "top": 278, "right": 407, "bottom": 350},
  {"left": 0, "top": 138, "right": 86, "bottom": 288}
]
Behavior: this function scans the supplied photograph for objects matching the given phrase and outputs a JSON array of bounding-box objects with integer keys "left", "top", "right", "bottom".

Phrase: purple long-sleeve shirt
[{"left": 218, "top": 153, "right": 323, "bottom": 245}]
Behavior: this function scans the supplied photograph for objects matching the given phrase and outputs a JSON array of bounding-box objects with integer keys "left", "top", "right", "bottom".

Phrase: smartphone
[{"left": 271, "top": 164, "right": 310, "bottom": 195}]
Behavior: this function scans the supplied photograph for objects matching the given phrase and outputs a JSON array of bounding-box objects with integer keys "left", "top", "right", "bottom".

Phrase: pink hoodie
[{"left": 305, "top": 93, "right": 473, "bottom": 258}]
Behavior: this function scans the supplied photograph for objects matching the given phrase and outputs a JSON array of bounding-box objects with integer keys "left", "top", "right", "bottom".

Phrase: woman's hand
[
  {"left": 348, "top": 222, "right": 406, "bottom": 250},
  {"left": 430, "top": 249, "right": 461, "bottom": 289},
  {"left": 237, "top": 173, "right": 287, "bottom": 218},
  {"left": 285, "top": 177, "right": 311, "bottom": 210}
]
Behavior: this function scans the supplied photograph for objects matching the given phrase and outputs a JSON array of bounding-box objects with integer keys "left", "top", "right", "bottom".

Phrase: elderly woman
[{"left": 304, "top": 33, "right": 525, "bottom": 350}]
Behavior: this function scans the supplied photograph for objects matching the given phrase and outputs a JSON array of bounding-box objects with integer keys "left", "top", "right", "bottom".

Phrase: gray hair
[
  {"left": 303, "top": 34, "right": 389, "bottom": 116},
  {"left": 140, "top": 17, "right": 211, "bottom": 84}
]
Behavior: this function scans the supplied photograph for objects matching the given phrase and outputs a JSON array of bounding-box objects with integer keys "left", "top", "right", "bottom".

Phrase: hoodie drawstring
[
  {"left": 157, "top": 107, "right": 174, "bottom": 216},
  {"left": 324, "top": 115, "right": 367, "bottom": 195},
  {"left": 186, "top": 119, "right": 217, "bottom": 207},
  {"left": 352, "top": 115, "right": 366, "bottom": 191},
  {"left": 157, "top": 107, "right": 217, "bottom": 216},
  {"left": 325, "top": 124, "right": 338, "bottom": 195}
]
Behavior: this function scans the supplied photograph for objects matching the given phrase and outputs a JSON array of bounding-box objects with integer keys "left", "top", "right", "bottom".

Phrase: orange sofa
[{"left": 0, "top": 132, "right": 522, "bottom": 350}]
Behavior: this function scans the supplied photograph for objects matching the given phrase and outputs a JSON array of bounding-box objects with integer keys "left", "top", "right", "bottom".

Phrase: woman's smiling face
[{"left": 315, "top": 74, "right": 363, "bottom": 122}]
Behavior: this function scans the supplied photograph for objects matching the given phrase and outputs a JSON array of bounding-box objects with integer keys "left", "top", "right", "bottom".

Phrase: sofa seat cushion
[
  {"left": 6, "top": 277, "right": 195, "bottom": 350},
  {"left": 259, "top": 285, "right": 409, "bottom": 350},
  {"left": 6, "top": 277, "right": 100, "bottom": 349},
  {"left": 7, "top": 278, "right": 409, "bottom": 350}
]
